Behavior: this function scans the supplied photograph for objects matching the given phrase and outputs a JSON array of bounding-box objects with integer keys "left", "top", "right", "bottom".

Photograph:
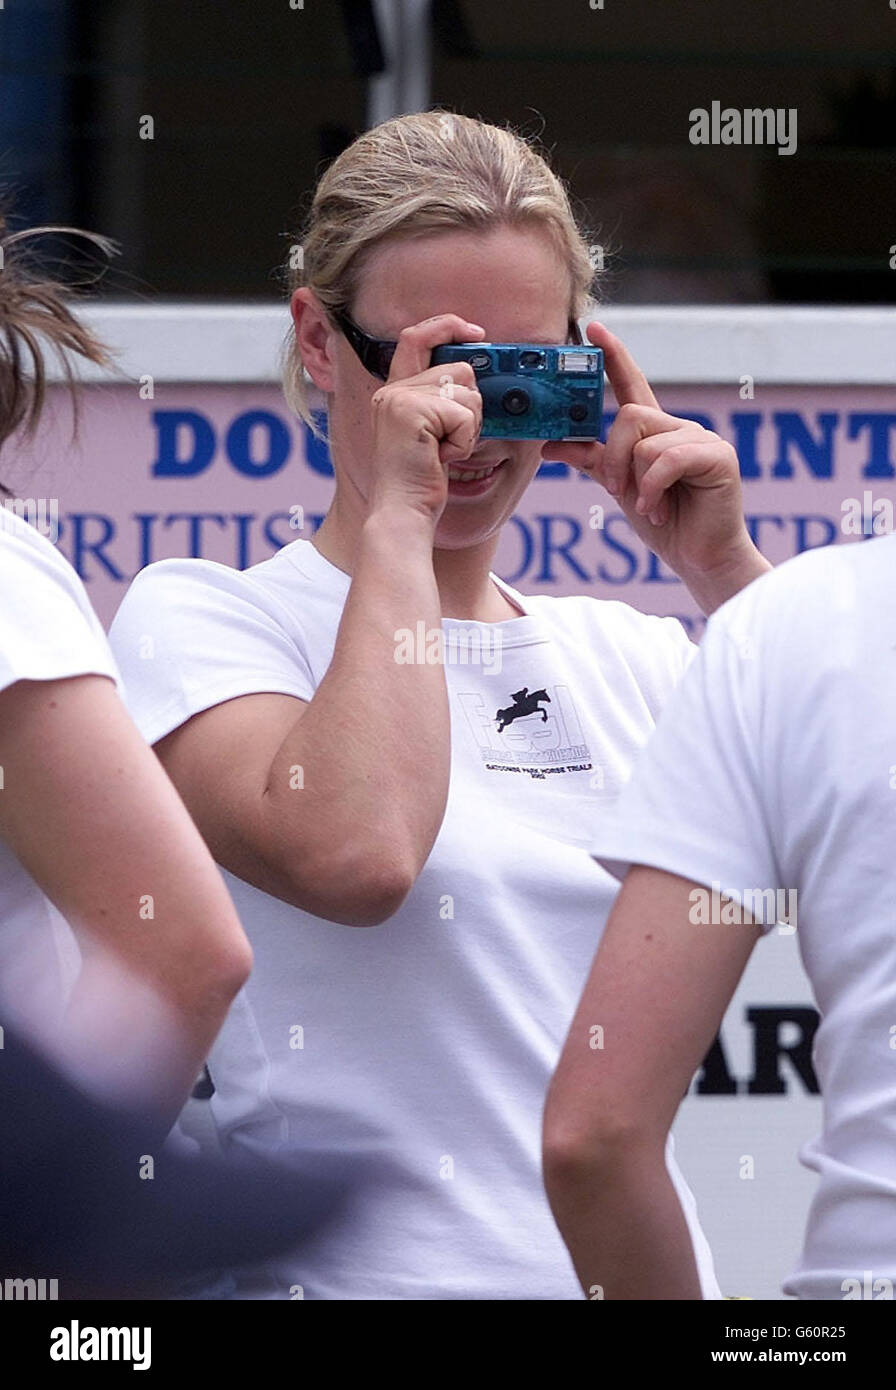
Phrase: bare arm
[
  {"left": 0, "top": 673, "right": 253, "bottom": 1126},
  {"left": 154, "top": 313, "right": 487, "bottom": 927},
  {"left": 543, "top": 865, "right": 760, "bottom": 1299},
  {"left": 156, "top": 504, "right": 450, "bottom": 925}
]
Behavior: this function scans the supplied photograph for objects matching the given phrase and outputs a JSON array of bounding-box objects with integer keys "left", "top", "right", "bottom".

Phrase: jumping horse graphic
[{"left": 495, "top": 687, "right": 552, "bottom": 733}]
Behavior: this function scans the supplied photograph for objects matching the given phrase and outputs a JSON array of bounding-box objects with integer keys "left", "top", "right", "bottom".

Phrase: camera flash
[{"left": 558, "top": 350, "right": 601, "bottom": 374}]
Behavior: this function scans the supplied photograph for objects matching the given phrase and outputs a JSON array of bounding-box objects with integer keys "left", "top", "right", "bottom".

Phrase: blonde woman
[
  {"left": 0, "top": 221, "right": 253, "bottom": 1124},
  {"left": 109, "top": 112, "right": 771, "bottom": 1299}
]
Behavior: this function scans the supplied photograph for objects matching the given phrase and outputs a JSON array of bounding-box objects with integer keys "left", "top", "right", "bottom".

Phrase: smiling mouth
[{"left": 446, "top": 458, "right": 508, "bottom": 483}]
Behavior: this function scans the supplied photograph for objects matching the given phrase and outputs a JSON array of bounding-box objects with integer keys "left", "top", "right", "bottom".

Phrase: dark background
[{"left": 2, "top": 0, "right": 895, "bottom": 303}]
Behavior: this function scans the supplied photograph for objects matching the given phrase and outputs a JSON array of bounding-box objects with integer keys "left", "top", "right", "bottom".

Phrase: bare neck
[{"left": 310, "top": 496, "right": 523, "bottom": 623}]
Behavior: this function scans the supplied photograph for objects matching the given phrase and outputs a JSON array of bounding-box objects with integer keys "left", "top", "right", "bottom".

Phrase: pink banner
[{"left": 8, "top": 383, "right": 895, "bottom": 634}]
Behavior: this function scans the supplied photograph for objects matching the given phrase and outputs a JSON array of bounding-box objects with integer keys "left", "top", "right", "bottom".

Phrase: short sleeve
[
  {"left": 0, "top": 522, "right": 119, "bottom": 695},
  {"left": 108, "top": 559, "right": 316, "bottom": 744},
  {"left": 589, "top": 590, "right": 783, "bottom": 934},
  {"left": 658, "top": 612, "right": 699, "bottom": 683}
]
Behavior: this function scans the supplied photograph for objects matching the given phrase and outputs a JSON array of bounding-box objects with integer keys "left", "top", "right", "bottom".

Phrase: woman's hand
[
  {"left": 542, "top": 320, "right": 771, "bottom": 612},
  {"left": 368, "top": 314, "right": 486, "bottom": 524}
]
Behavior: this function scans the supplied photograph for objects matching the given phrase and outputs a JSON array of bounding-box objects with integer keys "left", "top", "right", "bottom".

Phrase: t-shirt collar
[{"left": 285, "top": 537, "right": 539, "bottom": 632}]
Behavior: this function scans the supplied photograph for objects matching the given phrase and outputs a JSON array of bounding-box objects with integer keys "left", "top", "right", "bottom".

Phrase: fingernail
[
  {"left": 635, "top": 496, "right": 648, "bottom": 514},
  {"left": 649, "top": 510, "right": 661, "bottom": 525}
]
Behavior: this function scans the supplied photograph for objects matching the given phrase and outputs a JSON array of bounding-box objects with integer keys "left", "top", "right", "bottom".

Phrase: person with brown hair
[
  {"left": 0, "top": 217, "right": 254, "bottom": 1123},
  {"left": 110, "top": 110, "right": 771, "bottom": 1299},
  {"left": 0, "top": 215, "right": 361, "bottom": 1295}
]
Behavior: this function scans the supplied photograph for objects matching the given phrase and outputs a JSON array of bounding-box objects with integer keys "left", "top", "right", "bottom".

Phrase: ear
[{"left": 291, "top": 288, "right": 336, "bottom": 393}]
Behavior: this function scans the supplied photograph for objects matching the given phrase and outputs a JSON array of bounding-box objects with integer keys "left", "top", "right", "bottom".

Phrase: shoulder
[
  {"left": 0, "top": 513, "right": 120, "bottom": 691},
  {"left": 523, "top": 589, "right": 695, "bottom": 673},
  {"left": 0, "top": 510, "right": 86, "bottom": 598},
  {"left": 111, "top": 540, "right": 314, "bottom": 636},
  {"left": 0, "top": 509, "right": 101, "bottom": 626},
  {"left": 108, "top": 542, "right": 322, "bottom": 741},
  {"left": 705, "top": 538, "right": 882, "bottom": 658}
]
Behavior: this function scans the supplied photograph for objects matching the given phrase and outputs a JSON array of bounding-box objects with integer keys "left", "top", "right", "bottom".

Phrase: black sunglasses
[{"left": 331, "top": 309, "right": 584, "bottom": 381}]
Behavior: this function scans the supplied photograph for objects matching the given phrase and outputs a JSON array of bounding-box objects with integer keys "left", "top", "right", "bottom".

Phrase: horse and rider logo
[
  {"left": 456, "top": 681, "right": 591, "bottom": 772},
  {"left": 495, "top": 687, "right": 552, "bottom": 733}
]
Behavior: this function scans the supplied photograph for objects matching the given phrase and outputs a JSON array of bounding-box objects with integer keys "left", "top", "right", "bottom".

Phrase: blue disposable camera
[{"left": 429, "top": 342, "right": 603, "bottom": 440}]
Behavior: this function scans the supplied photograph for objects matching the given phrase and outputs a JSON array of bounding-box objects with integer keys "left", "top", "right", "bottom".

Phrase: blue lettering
[
  {"left": 302, "top": 412, "right": 334, "bottom": 477},
  {"left": 135, "top": 513, "right": 157, "bottom": 570},
  {"left": 233, "top": 513, "right": 254, "bottom": 569},
  {"left": 731, "top": 412, "right": 762, "bottom": 479},
  {"left": 536, "top": 459, "right": 570, "bottom": 479},
  {"left": 793, "top": 514, "right": 838, "bottom": 554},
  {"left": 533, "top": 514, "right": 590, "bottom": 583},
  {"left": 746, "top": 514, "right": 786, "bottom": 551},
  {"left": 152, "top": 410, "right": 216, "bottom": 478},
  {"left": 67, "top": 514, "right": 123, "bottom": 581},
  {"left": 596, "top": 514, "right": 638, "bottom": 584},
  {"left": 771, "top": 412, "right": 837, "bottom": 479},
  {"left": 264, "top": 511, "right": 301, "bottom": 553},
  {"left": 226, "top": 411, "right": 291, "bottom": 479},
  {"left": 163, "top": 513, "right": 228, "bottom": 557},
  {"left": 848, "top": 413, "right": 896, "bottom": 479}
]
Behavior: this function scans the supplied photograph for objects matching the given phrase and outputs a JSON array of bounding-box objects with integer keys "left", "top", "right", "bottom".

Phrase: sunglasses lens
[{"left": 377, "top": 344, "right": 396, "bottom": 379}]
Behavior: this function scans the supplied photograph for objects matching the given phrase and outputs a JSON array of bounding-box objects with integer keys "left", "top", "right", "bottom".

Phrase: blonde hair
[{"left": 282, "top": 110, "right": 599, "bottom": 438}]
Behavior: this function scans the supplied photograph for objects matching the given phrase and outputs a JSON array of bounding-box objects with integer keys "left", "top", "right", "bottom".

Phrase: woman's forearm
[
  {"left": 260, "top": 504, "right": 451, "bottom": 917},
  {"left": 57, "top": 940, "right": 249, "bottom": 1132},
  {"left": 544, "top": 1138, "right": 704, "bottom": 1300},
  {"left": 679, "top": 538, "right": 773, "bottom": 616}
]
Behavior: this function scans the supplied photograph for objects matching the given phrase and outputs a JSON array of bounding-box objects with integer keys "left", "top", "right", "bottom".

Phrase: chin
[
  {"left": 432, "top": 528, "right": 496, "bottom": 553},
  {"left": 433, "top": 502, "right": 520, "bottom": 552}
]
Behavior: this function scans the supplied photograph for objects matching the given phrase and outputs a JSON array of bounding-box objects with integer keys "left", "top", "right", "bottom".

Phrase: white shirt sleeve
[
  {"left": 108, "top": 559, "right": 317, "bottom": 744},
  {"left": 589, "top": 584, "right": 783, "bottom": 933},
  {"left": 665, "top": 612, "right": 699, "bottom": 681},
  {"left": 0, "top": 522, "right": 119, "bottom": 695}
]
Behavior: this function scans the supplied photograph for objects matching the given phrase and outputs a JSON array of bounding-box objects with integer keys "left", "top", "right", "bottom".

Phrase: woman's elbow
[
  {"left": 542, "top": 1098, "right": 654, "bottom": 1191},
  {"left": 220, "top": 934, "right": 254, "bottom": 993},
  {"left": 352, "top": 864, "right": 415, "bottom": 924},
  {"left": 194, "top": 927, "right": 254, "bottom": 1003},
  {"left": 301, "top": 845, "right": 418, "bottom": 926}
]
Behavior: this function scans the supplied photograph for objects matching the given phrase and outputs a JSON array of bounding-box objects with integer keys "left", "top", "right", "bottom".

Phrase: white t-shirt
[
  {"left": 109, "top": 534, "right": 721, "bottom": 1300},
  {"left": 590, "top": 532, "right": 896, "bottom": 1301},
  {"left": 0, "top": 511, "right": 122, "bottom": 1035}
]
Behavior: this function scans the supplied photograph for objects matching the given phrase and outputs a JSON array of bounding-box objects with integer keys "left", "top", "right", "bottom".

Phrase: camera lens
[
  {"left": 502, "top": 388, "right": 530, "bottom": 416},
  {"left": 569, "top": 402, "right": 589, "bottom": 422}
]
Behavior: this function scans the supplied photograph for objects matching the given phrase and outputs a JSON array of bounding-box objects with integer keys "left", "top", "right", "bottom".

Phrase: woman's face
[{"left": 321, "top": 224, "right": 573, "bottom": 552}]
